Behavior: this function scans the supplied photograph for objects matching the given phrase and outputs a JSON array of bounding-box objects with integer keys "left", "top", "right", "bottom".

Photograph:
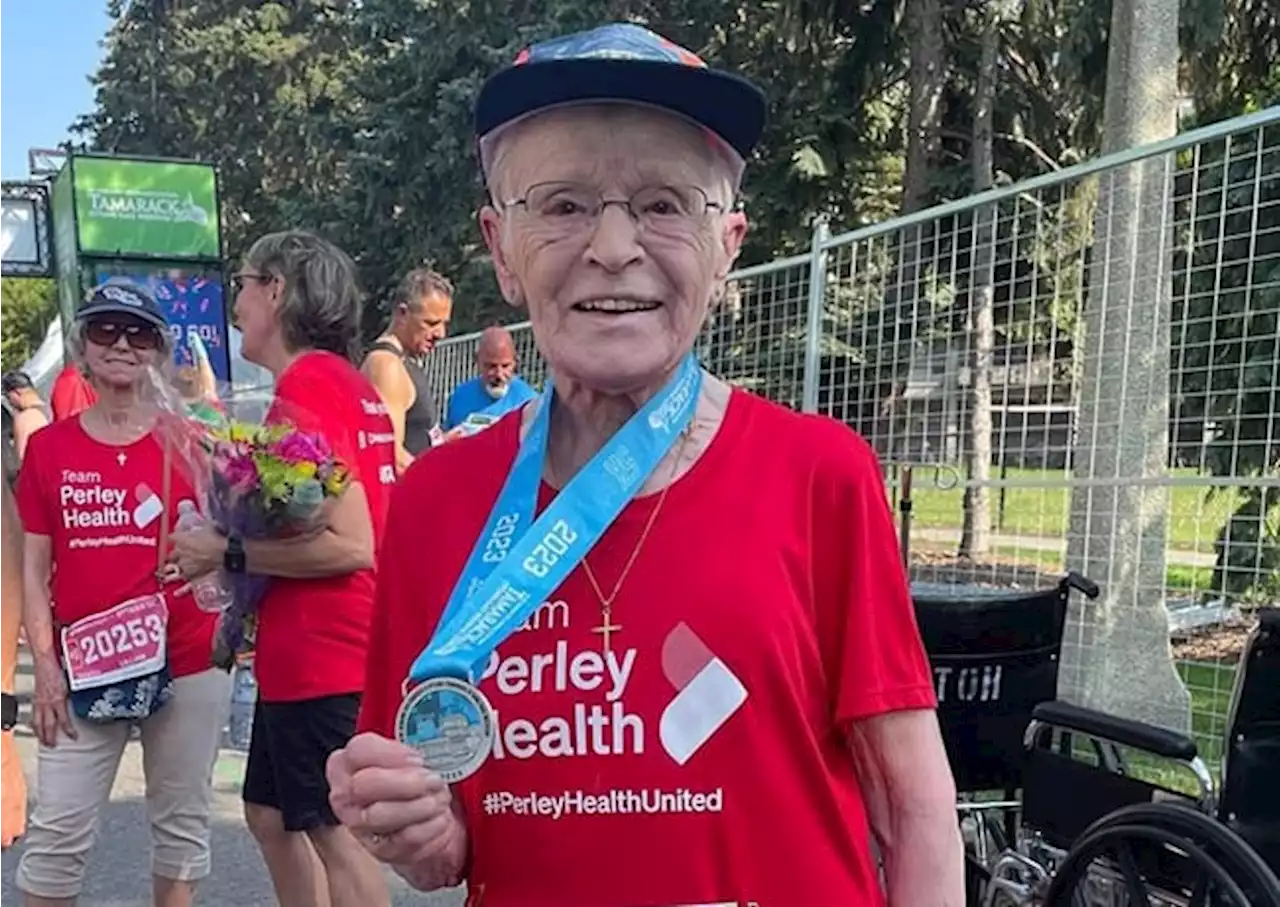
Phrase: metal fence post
[{"left": 801, "top": 215, "right": 830, "bottom": 413}]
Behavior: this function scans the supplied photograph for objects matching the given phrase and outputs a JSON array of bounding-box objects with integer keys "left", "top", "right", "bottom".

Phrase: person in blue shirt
[{"left": 443, "top": 326, "right": 536, "bottom": 431}]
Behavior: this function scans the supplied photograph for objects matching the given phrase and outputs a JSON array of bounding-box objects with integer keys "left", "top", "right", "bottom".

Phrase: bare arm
[
  {"left": 362, "top": 350, "right": 416, "bottom": 473},
  {"left": 2, "top": 487, "right": 24, "bottom": 694},
  {"left": 20, "top": 532, "right": 55, "bottom": 663},
  {"left": 245, "top": 482, "right": 374, "bottom": 577},
  {"left": 12, "top": 409, "right": 48, "bottom": 460},
  {"left": 170, "top": 482, "right": 375, "bottom": 581},
  {"left": 849, "top": 708, "right": 964, "bottom": 907}
]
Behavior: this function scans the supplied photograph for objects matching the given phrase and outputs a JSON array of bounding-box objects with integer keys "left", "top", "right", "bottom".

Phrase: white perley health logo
[{"left": 658, "top": 622, "right": 747, "bottom": 765}]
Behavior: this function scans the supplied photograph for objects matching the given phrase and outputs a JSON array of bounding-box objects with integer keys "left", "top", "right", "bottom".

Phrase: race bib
[{"left": 60, "top": 594, "right": 168, "bottom": 691}]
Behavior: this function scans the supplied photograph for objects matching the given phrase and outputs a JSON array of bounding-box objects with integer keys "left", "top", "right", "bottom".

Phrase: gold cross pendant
[{"left": 592, "top": 615, "right": 623, "bottom": 655}]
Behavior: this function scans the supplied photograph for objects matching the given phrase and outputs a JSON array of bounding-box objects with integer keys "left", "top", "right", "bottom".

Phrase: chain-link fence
[{"left": 421, "top": 107, "right": 1280, "bottom": 766}]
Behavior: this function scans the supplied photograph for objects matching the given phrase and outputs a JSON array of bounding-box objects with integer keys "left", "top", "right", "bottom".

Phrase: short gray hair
[
  {"left": 392, "top": 268, "right": 453, "bottom": 312},
  {"left": 245, "top": 230, "right": 364, "bottom": 362}
]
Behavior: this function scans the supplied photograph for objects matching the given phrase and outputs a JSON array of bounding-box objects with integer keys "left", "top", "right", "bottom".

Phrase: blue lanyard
[{"left": 409, "top": 354, "right": 703, "bottom": 684}]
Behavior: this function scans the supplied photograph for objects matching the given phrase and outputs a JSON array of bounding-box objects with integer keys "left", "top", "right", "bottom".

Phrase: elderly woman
[
  {"left": 328, "top": 23, "right": 963, "bottom": 906},
  {"left": 13, "top": 284, "right": 226, "bottom": 905},
  {"left": 167, "top": 230, "right": 395, "bottom": 907}
]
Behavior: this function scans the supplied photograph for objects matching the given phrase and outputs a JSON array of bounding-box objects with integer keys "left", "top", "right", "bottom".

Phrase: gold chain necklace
[{"left": 551, "top": 425, "right": 692, "bottom": 655}]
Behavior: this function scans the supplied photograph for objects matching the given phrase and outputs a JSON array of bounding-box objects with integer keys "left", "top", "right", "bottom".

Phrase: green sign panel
[{"left": 73, "top": 157, "right": 219, "bottom": 259}]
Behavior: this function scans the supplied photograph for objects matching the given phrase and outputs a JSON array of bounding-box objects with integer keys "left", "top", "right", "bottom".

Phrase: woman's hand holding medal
[{"left": 326, "top": 732, "right": 469, "bottom": 889}]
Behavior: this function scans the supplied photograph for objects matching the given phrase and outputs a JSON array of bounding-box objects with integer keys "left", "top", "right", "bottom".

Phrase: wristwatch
[{"left": 224, "top": 535, "right": 246, "bottom": 574}]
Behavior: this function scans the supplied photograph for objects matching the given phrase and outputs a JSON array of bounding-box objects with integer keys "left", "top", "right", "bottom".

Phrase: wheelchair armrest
[
  {"left": 1031, "top": 700, "right": 1198, "bottom": 762},
  {"left": 1063, "top": 571, "right": 1100, "bottom": 599}
]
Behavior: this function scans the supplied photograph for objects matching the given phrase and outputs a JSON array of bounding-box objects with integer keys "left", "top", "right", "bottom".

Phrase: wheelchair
[{"left": 913, "top": 574, "right": 1280, "bottom": 906}]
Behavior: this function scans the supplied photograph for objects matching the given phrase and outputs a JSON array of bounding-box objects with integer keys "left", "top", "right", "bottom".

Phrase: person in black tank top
[
  {"left": 359, "top": 269, "right": 454, "bottom": 473},
  {"left": 366, "top": 341, "right": 437, "bottom": 453}
]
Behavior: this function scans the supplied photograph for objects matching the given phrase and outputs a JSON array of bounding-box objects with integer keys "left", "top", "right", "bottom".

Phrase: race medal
[{"left": 395, "top": 677, "right": 495, "bottom": 783}]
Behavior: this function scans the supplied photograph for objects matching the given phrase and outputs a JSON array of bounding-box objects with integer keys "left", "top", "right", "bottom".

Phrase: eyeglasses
[
  {"left": 85, "top": 320, "right": 163, "bottom": 351},
  {"left": 503, "top": 182, "right": 726, "bottom": 240},
  {"left": 230, "top": 272, "right": 272, "bottom": 294}
]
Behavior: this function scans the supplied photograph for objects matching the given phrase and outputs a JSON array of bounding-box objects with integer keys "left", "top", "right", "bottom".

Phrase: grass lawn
[
  {"left": 899, "top": 466, "right": 1238, "bottom": 554},
  {"left": 1060, "top": 660, "right": 1238, "bottom": 798},
  {"left": 1177, "top": 658, "right": 1238, "bottom": 772},
  {"left": 913, "top": 539, "right": 1217, "bottom": 593}
]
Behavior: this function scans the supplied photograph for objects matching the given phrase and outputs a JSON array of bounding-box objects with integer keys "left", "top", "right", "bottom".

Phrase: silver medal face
[{"left": 394, "top": 677, "right": 495, "bottom": 784}]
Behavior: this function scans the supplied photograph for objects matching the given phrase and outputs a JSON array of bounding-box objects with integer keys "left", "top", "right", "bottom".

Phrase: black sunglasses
[{"left": 85, "top": 319, "right": 163, "bottom": 351}]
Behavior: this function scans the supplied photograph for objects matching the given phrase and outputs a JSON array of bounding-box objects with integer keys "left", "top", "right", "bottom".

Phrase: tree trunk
[
  {"left": 959, "top": 6, "right": 999, "bottom": 559},
  {"left": 1061, "top": 0, "right": 1190, "bottom": 733},
  {"left": 887, "top": 0, "right": 946, "bottom": 473},
  {"left": 902, "top": 0, "right": 945, "bottom": 216}
]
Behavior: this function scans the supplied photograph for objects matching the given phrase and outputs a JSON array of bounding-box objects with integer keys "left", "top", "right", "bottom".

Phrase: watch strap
[{"left": 224, "top": 535, "right": 246, "bottom": 574}]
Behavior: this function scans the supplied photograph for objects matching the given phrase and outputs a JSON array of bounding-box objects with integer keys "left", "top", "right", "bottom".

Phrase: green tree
[
  {"left": 74, "top": 0, "right": 366, "bottom": 262},
  {"left": 0, "top": 279, "right": 58, "bottom": 373}
]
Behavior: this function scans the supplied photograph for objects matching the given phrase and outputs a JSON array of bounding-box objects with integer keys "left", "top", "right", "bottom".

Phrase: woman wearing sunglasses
[{"left": 12, "top": 283, "right": 227, "bottom": 907}]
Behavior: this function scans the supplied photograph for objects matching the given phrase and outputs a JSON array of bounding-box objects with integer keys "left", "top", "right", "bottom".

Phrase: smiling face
[
  {"left": 81, "top": 315, "right": 165, "bottom": 389},
  {"left": 478, "top": 105, "right": 748, "bottom": 396}
]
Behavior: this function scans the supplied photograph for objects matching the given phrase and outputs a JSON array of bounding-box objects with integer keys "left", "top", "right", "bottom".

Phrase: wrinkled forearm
[
  {"left": 244, "top": 531, "right": 373, "bottom": 579},
  {"left": 880, "top": 807, "right": 965, "bottom": 907},
  {"left": 21, "top": 582, "right": 55, "bottom": 662},
  {"left": 850, "top": 710, "right": 964, "bottom": 907},
  {"left": 392, "top": 808, "right": 469, "bottom": 891}
]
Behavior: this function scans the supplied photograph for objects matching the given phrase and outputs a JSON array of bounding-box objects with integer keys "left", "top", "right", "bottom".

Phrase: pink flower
[
  {"left": 271, "top": 431, "right": 326, "bottom": 465},
  {"left": 222, "top": 453, "right": 259, "bottom": 493}
]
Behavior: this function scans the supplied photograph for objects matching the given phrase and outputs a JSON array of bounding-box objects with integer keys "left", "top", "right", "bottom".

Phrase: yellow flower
[
  {"left": 323, "top": 466, "right": 350, "bottom": 497},
  {"left": 229, "top": 422, "right": 258, "bottom": 444}
]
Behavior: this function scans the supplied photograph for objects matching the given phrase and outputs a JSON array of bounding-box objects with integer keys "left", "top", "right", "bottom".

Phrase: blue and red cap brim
[{"left": 475, "top": 24, "right": 766, "bottom": 162}]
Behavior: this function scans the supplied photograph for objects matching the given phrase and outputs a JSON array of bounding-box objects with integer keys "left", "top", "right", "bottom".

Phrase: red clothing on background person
[
  {"left": 49, "top": 365, "right": 98, "bottom": 422},
  {"left": 358, "top": 390, "right": 937, "bottom": 907},
  {"left": 252, "top": 350, "right": 396, "bottom": 702},
  {"left": 14, "top": 417, "right": 216, "bottom": 679}
]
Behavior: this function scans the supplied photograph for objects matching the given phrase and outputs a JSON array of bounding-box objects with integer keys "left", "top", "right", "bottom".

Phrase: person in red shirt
[
  {"left": 13, "top": 283, "right": 226, "bottom": 904},
  {"left": 325, "top": 23, "right": 964, "bottom": 907},
  {"left": 49, "top": 361, "right": 98, "bottom": 421},
  {"left": 167, "top": 230, "right": 394, "bottom": 907}
]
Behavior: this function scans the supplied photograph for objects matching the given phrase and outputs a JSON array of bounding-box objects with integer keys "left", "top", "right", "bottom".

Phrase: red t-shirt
[
  {"left": 253, "top": 351, "right": 396, "bottom": 702},
  {"left": 50, "top": 365, "right": 98, "bottom": 422},
  {"left": 14, "top": 417, "right": 216, "bottom": 678},
  {"left": 358, "top": 389, "right": 937, "bottom": 906}
]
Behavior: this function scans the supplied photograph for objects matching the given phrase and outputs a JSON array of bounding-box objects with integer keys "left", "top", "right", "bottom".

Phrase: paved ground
[{"left": 1, "top": 653, "right": 465, "bottom": 906}]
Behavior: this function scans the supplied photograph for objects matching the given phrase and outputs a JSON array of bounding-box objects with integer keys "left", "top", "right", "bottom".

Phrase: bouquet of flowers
[
  {"left": 203, "top": 418, "right": 352, "bottom": 665},
  {"left": 146, "top": 369, "right": 353, "bottom": 668}
]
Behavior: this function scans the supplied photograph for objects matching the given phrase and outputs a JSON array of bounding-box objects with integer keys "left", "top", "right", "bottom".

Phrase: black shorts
[{"left": 242, "top": 694, "right": 360, "bottom": 832}]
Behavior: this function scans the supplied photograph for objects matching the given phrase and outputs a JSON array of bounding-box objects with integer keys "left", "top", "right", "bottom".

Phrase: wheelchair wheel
[{"left": 1043, "top": 803, "right": 1280, "bottom": 907}]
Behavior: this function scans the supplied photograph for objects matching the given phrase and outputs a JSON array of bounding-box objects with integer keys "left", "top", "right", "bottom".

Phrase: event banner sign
[
  {"left": 52, "top": 165, "right": 82, "bottom": 332},
  {"left": 94, "top": 267, "right": 232, "bottom": 383},
  {"left": 74, "top": 158, "right": 219, "bottom": 260}
]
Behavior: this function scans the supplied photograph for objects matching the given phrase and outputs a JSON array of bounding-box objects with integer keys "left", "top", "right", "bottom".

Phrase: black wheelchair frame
[{"left": 912, "top": 573, "right": 1280, "bottom": 907}]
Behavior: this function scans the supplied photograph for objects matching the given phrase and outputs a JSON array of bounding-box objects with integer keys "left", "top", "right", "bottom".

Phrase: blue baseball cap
[
  {"left": 475, "top": 23, "right": 766, "bottom": 165},
  {"left": 77, "top": 283, "right": 168, "bottom": 333}
]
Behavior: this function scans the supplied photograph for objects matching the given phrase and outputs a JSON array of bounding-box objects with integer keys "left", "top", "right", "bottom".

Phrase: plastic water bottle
[
  {"left": 174, "top": 500, "right": 230, "bottom": 613},
  {"left": 225, "top": 660, "right": 257, "bottom": 750}
]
